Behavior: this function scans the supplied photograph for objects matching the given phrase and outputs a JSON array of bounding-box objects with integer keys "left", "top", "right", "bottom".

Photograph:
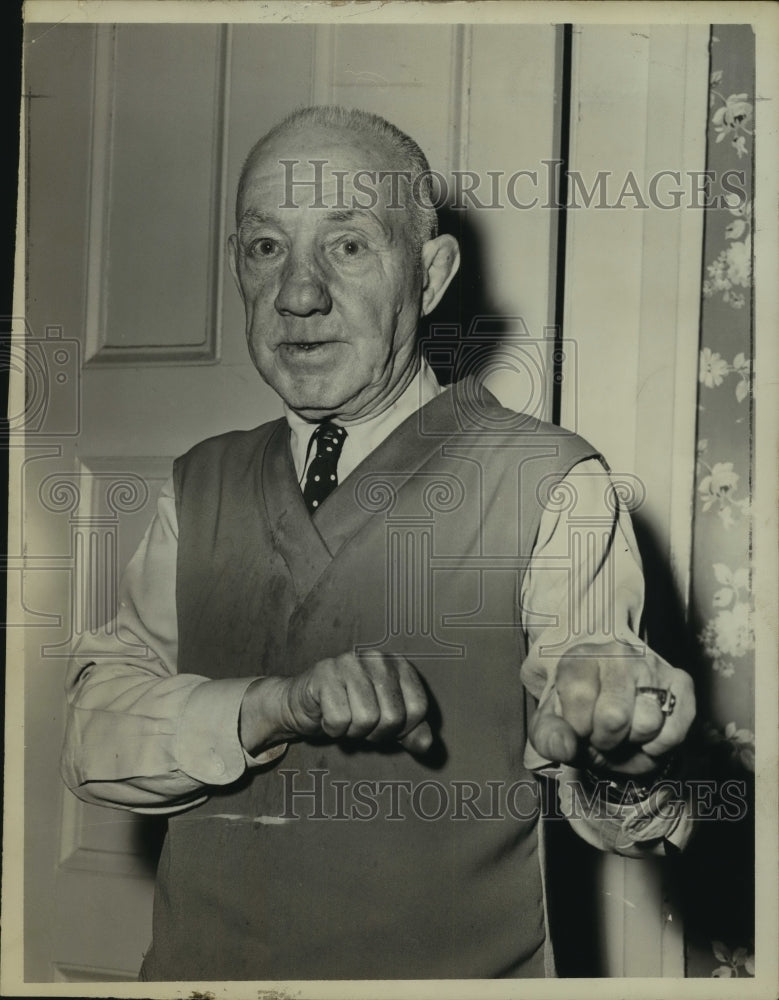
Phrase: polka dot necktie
[{"left": 302, "top": 422, "right": 347, "bottom": 513}]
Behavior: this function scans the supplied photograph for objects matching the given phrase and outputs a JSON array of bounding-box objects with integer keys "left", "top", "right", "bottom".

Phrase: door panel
[{"left": 87, "top": 26, "right": 228, "bottom": 364}]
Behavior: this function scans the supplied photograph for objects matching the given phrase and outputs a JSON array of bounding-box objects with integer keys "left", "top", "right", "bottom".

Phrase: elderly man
[{"left": 62, "top": 106, "right": 695, "bottom": 981}]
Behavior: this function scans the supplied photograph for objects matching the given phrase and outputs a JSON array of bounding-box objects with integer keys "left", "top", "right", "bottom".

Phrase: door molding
[{"left": 561, "top": 23, "right": 710, "bottom": 978}]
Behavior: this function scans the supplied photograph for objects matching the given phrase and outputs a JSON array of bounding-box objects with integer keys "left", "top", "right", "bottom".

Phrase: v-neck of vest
[{"left": 260, "top": 376, "right": 492, "bottom": 601}]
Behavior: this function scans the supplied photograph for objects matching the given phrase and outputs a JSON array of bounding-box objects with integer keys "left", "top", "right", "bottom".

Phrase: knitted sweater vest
[{"left": 140, "top": 381, "right": 598, "bottom": 981}]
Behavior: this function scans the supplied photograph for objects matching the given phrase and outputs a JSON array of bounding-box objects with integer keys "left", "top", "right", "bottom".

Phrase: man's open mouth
[{"left": 279, "top": 341, "right": 341, "bottom": 363}]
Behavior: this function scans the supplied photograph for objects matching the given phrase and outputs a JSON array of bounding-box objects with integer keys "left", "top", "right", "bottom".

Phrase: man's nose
[{"left": 274, "top": 253, "right": 332, "bottom": 316}]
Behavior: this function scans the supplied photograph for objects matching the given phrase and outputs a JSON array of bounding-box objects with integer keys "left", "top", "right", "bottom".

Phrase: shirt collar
[{"left": 284, "top": 360, "right": 445, "bottom": 483}]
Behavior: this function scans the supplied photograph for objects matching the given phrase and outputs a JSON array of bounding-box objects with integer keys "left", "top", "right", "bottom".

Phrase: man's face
[{"left": 229, "top": 125, "right": 429, "bottom": 422}]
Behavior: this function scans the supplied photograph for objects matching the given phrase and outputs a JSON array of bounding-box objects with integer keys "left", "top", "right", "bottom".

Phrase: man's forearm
[{"left": 62, "top": 661, "right": 278, "bottom": 813}]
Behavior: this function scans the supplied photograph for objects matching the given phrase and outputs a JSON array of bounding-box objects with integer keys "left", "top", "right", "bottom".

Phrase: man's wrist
[
  {"left": 239, "top": 676, "right": 298, "bottom": 756},
  {"left": 581, "top": 753, "right": 679, "bottom": 805}
]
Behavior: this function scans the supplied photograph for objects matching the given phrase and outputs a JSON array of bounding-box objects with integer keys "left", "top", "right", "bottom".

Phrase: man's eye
[
  {"left": 336, "top": 238, "right": 363, "bottom": 257},
  {"left": 248, "top": 238, "right": 280, "bottom": 257}
]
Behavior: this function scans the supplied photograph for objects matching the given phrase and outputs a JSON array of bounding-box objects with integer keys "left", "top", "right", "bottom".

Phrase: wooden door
[{"left": 16, "top": 21, "right": 563, "bottom": 982}]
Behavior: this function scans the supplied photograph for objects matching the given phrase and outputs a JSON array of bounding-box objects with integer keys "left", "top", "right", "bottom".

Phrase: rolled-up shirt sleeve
[
  {"left": 519, "top": 458, "right": 692, "bottom": 854},
  {"left": 61, "top": 478, "right": 285, "bottom": 815}
]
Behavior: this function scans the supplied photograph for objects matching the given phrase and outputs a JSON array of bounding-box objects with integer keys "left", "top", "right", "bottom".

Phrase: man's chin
[
  {"left": 265, "top": 358, "right": 391, "bottom": 422},
  {"left": 287, "top": 399, "right": 350, "bottom": 421},
  {"left": 276, "top": 379, "right": 354, "bottom": 420}
]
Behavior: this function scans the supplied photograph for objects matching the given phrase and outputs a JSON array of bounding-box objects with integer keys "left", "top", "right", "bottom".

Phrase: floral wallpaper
[{"left": 683, "top": 24, "right": 755, "bottom": 979}]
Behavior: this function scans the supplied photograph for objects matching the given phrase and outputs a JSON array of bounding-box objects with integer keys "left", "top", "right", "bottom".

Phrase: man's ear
[
  {"left": 227, "top": 234, "right": 245, "bottom": 302},
  {"left": 420, "top": 234, "right": 460, "bottom": 316}
]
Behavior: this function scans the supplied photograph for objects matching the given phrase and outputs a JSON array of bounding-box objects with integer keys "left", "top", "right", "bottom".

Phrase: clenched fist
[
  {"left": 240, "top": 652, "right": 432, "bottom": 757},
  {"left": 528, "top": 641, "right": 695, "bottom": 774}
]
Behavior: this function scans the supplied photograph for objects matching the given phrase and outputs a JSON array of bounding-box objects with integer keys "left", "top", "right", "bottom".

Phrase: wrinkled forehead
[{"left": 237, "top": 124, "right": 415, "bottom": 227}]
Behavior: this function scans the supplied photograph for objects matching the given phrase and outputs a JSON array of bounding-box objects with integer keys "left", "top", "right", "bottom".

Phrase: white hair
[{"left": 236, "top": 105, "right": 439, "bottom": 252}]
